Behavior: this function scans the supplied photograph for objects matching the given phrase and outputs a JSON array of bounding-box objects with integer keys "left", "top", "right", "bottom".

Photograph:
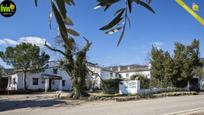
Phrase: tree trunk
[
  {"left": 70, "top": 79, "right": 89, "bottom": 99},
  {"left": 24, "top": 71, "right": 27, "bottom": 90},
  {"left": 71, "top": 87, "right": 81, "bottom": 99}
]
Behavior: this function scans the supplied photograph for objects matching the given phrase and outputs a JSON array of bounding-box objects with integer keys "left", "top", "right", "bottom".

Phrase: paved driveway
[{"left": 1, "top": 94, "right": 204, "bottom": 115}]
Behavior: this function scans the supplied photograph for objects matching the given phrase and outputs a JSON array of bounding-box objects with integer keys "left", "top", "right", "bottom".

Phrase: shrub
[
  {"left": 130, "top": 74, "right": 150, "bottom": 89},
  {"left": 101, "top": 79, "right": 122, "bottom": 94}
]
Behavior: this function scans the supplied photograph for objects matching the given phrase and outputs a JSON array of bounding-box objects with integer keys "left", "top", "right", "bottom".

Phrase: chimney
[
  {"left": 148, "top": 64, "right": 151, "bottom": 69},
  {"left": 127, "top": 66, "right": 130, "bottom": 70},
  {"left": 118, "top": 67, "right": 121, "bottom": 72}
]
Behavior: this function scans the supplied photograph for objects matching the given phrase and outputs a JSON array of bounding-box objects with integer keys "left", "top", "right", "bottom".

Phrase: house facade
[
  {"left": 86, "top": 63, "right": 120, "bottom": 89},
  {"left": 6, "top": 61, "right": 72, "bottom": 91},
  {"left": 107, "top": 64, "right": 151, "bottom": 80},
  {"left": 6, "top": 62, "right": 120, "bottom": 91}
]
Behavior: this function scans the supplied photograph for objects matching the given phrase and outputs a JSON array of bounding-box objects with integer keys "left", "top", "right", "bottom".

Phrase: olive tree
[{"left": 34, "top": 0, "right": 155, "bottom": 98}]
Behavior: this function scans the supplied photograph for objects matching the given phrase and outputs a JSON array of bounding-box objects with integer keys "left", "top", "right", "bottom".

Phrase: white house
[
  {"left": 86, "top": 62, "right": 120, "bottom": 89},
  {"left": 5, "top": 61, "right": 120, "bottom": 91},
  {"left": 107, "top": 64, "right": 151, "bottom": 80},
  {"left": 6, "top": 61, "right": 72, "bottom": 91}
]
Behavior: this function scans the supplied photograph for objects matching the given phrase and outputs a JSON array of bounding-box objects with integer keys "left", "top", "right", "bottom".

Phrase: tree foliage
[
  {"left": 34, "top": 0, "right": 154, "bottom": 98},
  {"left": 0, "top": 43, "right": 50, "bottom": 90},
  {"left": 150, "top": 39, "right": 201, "bottom": 88},
  {"left": 163, "top": 51, "right": 174, "bottom": 87},
  {"left": 45, "top": 39, "right": 92, "bottom": 99},
  {"left": 130, "top": 74, "right": 150, "bottom": 89},
  {"left": 101, "top": 79, "right": 122, "bottom": 94},
  {"left": 150, "top": 46, "right": 165, "bottom": 82},
  {"left": 173, "top": 39, "right": 201, "bottom": 87},
  {"left": 95, "top": 0, "right": 155, "bottom": 46},
  {"left": 34, "top": 0, "right": 155, "bottom": 47}
]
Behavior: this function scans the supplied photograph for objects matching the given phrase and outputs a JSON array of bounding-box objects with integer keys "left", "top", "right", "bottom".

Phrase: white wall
[
  {"left": 59, "top": 70, "right": 72, "bottom": 91},
  {"left": 119, "top": 80, "right": 140, "bottom": 95},
  {"left": 7, "top": 68, "right": 72, "bottom": 91},
  {"left": 17, "top": 73, "right": 24, "bottom": 90},
  {"left": 7, "top": 74, "right": 18, "bottom": 90},
  {"left": 119, "top": 70, "right": 151, "bottom": 79},
  {"left": 100, "top": 70, "right": 118, "bottom": 80},
  {"left": 26, "top": 73, "right": 45, "bottom": 90},
  {"left": 7, "top": 63, "right": 122, "bottom": 91}
]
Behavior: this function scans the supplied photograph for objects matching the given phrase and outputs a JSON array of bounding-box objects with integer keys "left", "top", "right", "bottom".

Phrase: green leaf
[
  {"left": 104, "top": 5, "right": 110, "bottom": 11},
  {"left": 127, "top": 16, "right": 131, "bottom": 28},
  {"left": 55, "top": 0, "right": 67, "bottom": 18},
  {"left": 67, "top": 28, "right": 80, "bottom": 36},
  {"left": 65, "top": 0, "right": 72, "bottom": 5},
  {"left": 34, "top": 0, "right": 38, "bottom": 7},
  {"left": 133, "top": 0, "right": 155, "bottom": 14},
  {"left": 127, "top": 0, "right": 132, "bottom": 13},
  {"left": 147, "top": 0, "right": 153, "bottom": 4},
  {"left": 117, "top": 26, "right": 126, "bottom": 47},
  {"left": 64, "top": 16, "right": 74, "bottom": 26},
  {"left": 96, "top": 0, "right": 120, "bottom": 11},
  {"left": 114, "top": 8, "right": 125, "bottom": 16},
  {"left": 52, "top": 1, "right": 72, "bottom": 48},
  {"left": 70, "top": 0, "right": 75, "bottom": 6},
  {"left": 100, "top": 10, "right": 124, "bottom": 30},
  {"left": 105, "top": 27, "right": 122, "bottom": 34},
  {"left": 98, "top": 0, "right": 119, "bottom": 5}
]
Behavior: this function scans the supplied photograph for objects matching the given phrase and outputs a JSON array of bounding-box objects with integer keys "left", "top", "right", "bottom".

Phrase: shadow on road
[{"left": 0, "top": 99, "right": 67, "bottom": 112}]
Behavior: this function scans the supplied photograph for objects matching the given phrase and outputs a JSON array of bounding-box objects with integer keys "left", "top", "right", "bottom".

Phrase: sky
[{"left": 0, "top": 0, "right": 203, "bottom": 68}]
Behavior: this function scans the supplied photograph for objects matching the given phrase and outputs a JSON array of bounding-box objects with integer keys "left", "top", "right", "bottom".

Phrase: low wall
[
  {"left": 119, "top": 80, "right": 140, "bottom": 95},
  {"left": 139, "top": 88, "right": 189, "bottom": 95}
]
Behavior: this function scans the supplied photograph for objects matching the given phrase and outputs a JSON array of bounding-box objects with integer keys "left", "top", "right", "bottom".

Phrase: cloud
[
  {"left": 0, "top": 38, "right": 18, "bottom": 46},
  {"left": 153, "top": 42, "right": 163, "bottom": 49},
  {"left": 0, "top": 36, "right": 50, "bottom": 48},
  {"left": 18, "top": 36, "right": 49, "bottom": 47}
]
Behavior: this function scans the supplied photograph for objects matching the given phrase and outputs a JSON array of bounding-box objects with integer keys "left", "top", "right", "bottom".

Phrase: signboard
[{"left": 119, "top": 80, "right": 140, "bottom": 95}]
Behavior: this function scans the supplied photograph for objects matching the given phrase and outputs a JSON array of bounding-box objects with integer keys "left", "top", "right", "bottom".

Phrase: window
[
  {"left": 62, "top": 80, "right": 66, "bottom": 87},
  {"left": 119, "top": 74, "right": 122, "bottom": 78},
  {"left": 110, "top": 73, "right": 113, "bottom": 77},
  {"left": 33, "top": 78, "right": 39, "bottom": 85},
  {"left": 41, "top": 80, "right": 45, "bottom": 84},
  {"left": 13, "top": 78, "right": 16, "bottom": 84},
  {"left": 126, "top": 74, "right": 129, "bottom": 78},
  {"left": 53, "top": 68, "right": 58, "bottom": 74}
]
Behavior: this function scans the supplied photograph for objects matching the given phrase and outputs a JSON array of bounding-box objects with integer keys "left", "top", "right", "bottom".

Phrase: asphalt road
[{"left": 1, "top": 95, "right": 204, "bottom": 115}]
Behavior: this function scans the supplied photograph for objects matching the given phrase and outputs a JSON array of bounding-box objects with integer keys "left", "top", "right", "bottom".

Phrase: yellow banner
[{"left": 176, "top": 0, "right": 204, "bottom": 26}]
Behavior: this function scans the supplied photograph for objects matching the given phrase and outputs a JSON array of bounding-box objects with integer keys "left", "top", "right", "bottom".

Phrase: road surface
[{"left": 1, "top": 95, "right": 204, "bottom": 115}]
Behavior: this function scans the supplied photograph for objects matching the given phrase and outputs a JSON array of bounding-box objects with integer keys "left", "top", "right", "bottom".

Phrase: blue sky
[{"left": 0, "top": 0, "right": 203, "bottom": 68}]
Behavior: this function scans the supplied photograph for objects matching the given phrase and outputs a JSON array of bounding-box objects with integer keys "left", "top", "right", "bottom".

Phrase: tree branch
[{"left": 44, "top": 42, "right": 66, "bottom": 56}]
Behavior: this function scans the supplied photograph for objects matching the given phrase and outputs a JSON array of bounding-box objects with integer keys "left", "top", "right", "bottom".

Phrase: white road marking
[{"left": 163, "top": 107, "right": 204, "bottom": 115}]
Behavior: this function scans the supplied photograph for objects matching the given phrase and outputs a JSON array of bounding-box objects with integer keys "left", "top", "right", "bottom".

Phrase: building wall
[
  {"left": 7, "top": 68, "right": 72, "bottom": 91},
  {"left": 59, "top": 70, "right": 72, "bottom": 91},
  {"left": 7, "top": 74, "right": 18, "bottom": 90},
  {"left": 26, "top": 73, "right": 45, "bottom": 90},
  {"left": 7, "top": 63, "right": 121, "bottom": 91},
  {"left": 119, "top": 70, "right": 151, "bottom": 79}
]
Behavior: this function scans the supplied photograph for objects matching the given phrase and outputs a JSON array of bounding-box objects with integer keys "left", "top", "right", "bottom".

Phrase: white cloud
[
  {"left": 153, "top": 42, "right": 163, "bottom": 49},
  {"left": 18, "top": 36, "right": 49, "bottom": 47},
  {"left": 0, "top": 38, "right": 18, "bottom": 46},
  {"left": 0, "top": 36, "right": 50, "bottom": 48}
]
